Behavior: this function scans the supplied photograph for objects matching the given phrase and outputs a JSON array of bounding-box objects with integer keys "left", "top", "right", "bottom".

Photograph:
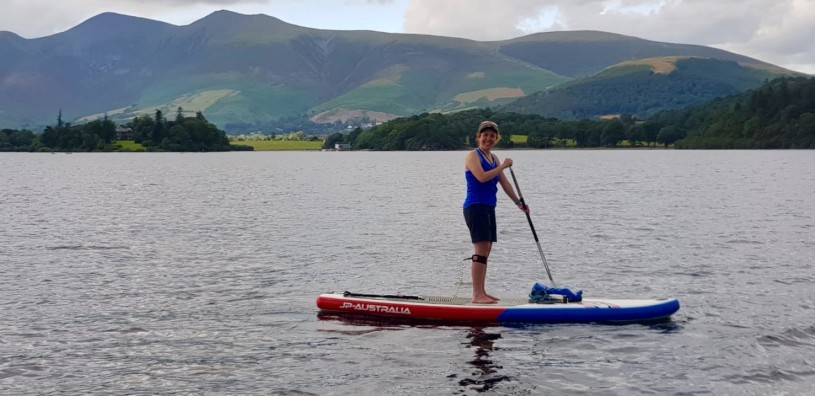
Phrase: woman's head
[{"left": 476, "top": 120, "right": 500, "bottom": 148}]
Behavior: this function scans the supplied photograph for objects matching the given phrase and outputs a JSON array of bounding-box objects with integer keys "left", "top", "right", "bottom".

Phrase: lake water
[{"left": 1, "top": 150, "right": 814, "bottom": 395}]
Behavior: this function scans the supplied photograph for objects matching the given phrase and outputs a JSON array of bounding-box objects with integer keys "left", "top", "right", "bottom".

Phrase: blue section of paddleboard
[{"left": 497, "top": 298, "right": 681, "bottom": 323}]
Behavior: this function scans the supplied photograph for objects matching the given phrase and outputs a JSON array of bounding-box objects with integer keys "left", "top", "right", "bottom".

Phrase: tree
[
  {"left": 323, "top": 133, "right": 345, "bottom": 149},
  {"left": 41, "top": 126, "right": 58, "bottom": 149},
  {"left": 85, "top": 119, "right": 116, "bottom": 144},
  {"left": 130, "top": 115, "right": 154, "bottom": 144},
  {"left": 586, "top": 124, "right": 602, "bottom": 147},
  {"left": 0, "top": 129, "right": 36, "bottom": 151},
  {"left": 657, "top": 126, "right": 682, "bottom": 147},
  {"left": 152, "top": 109, "right": 165, "bottom": 144},
  {"left": 347, "top": 127, "right": 363, "bottom": 147},
  {"left": 742, "top": 116, "right": 762, "bottom": 139},
  {"left": 627, "top": 123, "right": 646, "bottom": 146},
  {"left": 642, "top": 121, "right": 661, "bottom": 146},
  {"left": 574, "top": 128, "right": 588, "bottom": 147},
  {"left": 288, "top": 131, "right": 306, "bottom": 141},
  {"left": 527, "top": 122, "right": 560, "bottom": 148},
  {"left": 794, "top": 112, "right": 815, "bottom": 148},
  {"left": 601, "top": 120, "right": 625, "bottom": 147},
  {"left": 527, "top": 132, "right": 551, "bottom": 148}
]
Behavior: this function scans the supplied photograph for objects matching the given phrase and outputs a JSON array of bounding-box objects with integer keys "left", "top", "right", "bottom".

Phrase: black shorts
[{"left": 463, "top": 204, "right": 497, "bottom": 243}]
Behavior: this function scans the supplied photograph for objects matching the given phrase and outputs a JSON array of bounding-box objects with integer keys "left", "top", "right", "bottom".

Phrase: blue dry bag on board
[{"left": 529, "top": 282, "right": 583, "bottom": 303}]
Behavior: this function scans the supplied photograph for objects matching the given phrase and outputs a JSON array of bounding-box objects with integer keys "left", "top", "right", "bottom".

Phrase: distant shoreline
[
  {"left": 224, "top": 137, "right": 672, "bottom": 151},
  {"left": 0, "top": 139, "right": 673, "bottom": 153}
]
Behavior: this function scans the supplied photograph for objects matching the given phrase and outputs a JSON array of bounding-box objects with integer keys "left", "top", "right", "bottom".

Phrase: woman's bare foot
[
  {"left": 486, "top": 293, "right": 501, "bottom": 301},
  {"left": 472, "top": 295, "right": 498, "bottom": 304}
]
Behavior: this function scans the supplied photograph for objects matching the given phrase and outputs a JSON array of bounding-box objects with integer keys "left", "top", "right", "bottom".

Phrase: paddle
[
  {"left": 509, "top": 166, "right": 557, "bottom": 286},
  {"left": 343, "top": 291, "right": 424, "bottom": 300}
]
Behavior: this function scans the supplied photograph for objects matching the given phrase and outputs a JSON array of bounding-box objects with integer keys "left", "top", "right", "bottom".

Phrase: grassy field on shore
[
  {"left": 510, "top": 135, "right": 527, "bottom": 145},
  {"left": 115, "top": 141, "right": 145, "bottom": 151},
  {"left": 111, "top": 140, "right": 323, "bottom": 151},
  {"left": 229, "top": 140, "right": 323, "bottom": 151}
]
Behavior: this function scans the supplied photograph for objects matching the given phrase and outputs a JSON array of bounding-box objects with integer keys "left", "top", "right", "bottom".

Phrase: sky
[{"left": 1, "top": 0, "right": 813, "bottom": 74}]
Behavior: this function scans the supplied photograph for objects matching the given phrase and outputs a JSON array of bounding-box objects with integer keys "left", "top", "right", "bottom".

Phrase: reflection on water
[
  {"left": 315, "top": 312, "right": 415, "bottom": 333},
  {"left": 315, "top": 313, "right": 407, "bottom": 336},
  {"left": 457, "top": 328, "right": 510, "bottom": 393},
  {"left": 318, "top": 313, "right": 513, "bottom": 392}
]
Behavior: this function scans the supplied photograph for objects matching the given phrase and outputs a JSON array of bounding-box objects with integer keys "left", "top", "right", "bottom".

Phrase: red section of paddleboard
[{"left": 316, "top": 294, "right": 505, "bottom": 321}]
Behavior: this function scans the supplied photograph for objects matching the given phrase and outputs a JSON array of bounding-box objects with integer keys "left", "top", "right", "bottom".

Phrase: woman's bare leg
[{"left": 471, "top": 241, "right": 498, "bottom": 304}]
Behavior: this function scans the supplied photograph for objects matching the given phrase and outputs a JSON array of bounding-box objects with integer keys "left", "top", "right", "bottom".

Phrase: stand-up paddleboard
[
  {"left": 316, "top": 292, "right": 680, "bottom": 324},
  {"left": 319, "top": 169, "right": 681, "bottom": 325}
]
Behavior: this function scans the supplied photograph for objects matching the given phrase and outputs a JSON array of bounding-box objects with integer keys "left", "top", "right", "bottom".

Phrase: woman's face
[{"left": 477, "top": 129, "right": 499, "bottom": 150}]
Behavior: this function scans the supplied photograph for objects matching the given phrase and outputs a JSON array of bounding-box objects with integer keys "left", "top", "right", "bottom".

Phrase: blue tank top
[{"left": 463, "top": 148, "right": 499, "bottom": 208}]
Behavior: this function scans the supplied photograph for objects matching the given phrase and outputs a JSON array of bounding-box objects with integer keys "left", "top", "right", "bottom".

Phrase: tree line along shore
[{"left": 2, "top": 77, "right": 814, "bottom": 152}]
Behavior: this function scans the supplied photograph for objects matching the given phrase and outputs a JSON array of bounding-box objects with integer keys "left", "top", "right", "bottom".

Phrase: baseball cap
[{"left": 478, "top": 121, "right": 499, "bottom": 134}]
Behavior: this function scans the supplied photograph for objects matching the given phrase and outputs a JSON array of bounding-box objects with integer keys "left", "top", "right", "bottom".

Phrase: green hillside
[
  {"left": 656, "top": 77, "right": 815, "bottom": 148},
  {"left": 502, "top": 57, "right": 786, "bottom": 119}
]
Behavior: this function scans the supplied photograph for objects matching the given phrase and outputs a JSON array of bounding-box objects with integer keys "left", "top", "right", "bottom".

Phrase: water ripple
[{"left": 1, "top": 151, "right": 814, "bottom": 395}]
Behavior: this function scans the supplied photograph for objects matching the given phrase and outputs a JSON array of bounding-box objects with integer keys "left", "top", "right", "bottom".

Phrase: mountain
[
  {"left": 0, "top": 10, "right": 803, "bottom": 131},
  {"left": 501, "top": 56, "right": 797, "bottom": 119},
  {"left": 493, "top": 31, "right": 789, "bottom": 77}
]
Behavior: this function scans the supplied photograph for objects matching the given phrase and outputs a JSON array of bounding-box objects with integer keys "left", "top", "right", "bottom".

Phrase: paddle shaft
[
  {"left": 509, "top": 166, "right": 556, "bottom": 286},
  {"left": 343, "top": 291, "right": 424, "bottom": 300}
]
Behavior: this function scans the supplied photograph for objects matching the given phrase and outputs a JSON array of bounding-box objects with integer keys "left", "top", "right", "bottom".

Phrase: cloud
[
  {"left": 1, "top": 0, "right": 811, "bottom": 73},
  {"left": 403, "top": 0, "right": 553, "bottom": 41},
  {"left": 715, "top": 0, "right": 815, "bottom": 72},
  {"left": 404, "top": 0, "right": 815, "bottom": 73}
]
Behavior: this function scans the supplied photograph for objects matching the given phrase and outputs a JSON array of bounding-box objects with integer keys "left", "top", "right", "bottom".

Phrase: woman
[{"left": 463, "top": 120, "right": 529, "bottom": 304}]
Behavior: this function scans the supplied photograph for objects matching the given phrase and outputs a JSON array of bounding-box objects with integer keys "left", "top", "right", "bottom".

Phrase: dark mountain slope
[{"left": 502, "top": 57, "right": 793, "bottom": 119}]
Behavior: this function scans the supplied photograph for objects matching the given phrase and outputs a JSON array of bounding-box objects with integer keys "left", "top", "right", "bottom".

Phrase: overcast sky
[{"left": 1, "top": 0, "right": 813, "bottom": 74}]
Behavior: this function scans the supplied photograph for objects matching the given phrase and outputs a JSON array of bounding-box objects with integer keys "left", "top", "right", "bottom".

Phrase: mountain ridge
[{"left": 0, "top": 10, "right": 803, "bottom": 131}]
